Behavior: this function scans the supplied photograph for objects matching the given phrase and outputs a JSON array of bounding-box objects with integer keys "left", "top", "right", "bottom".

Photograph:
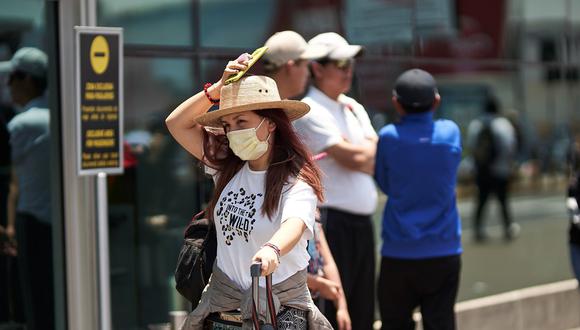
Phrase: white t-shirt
[
  {"left": 209, "top": 163, "right": 316, "bottom": 289},
  {"left": 293, "top": 87, "right": 378, "bottom": 215}
]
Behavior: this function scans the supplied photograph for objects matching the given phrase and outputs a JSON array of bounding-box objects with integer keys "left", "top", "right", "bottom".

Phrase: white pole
[{"left": 97, "top": 172, "right": 112, "bottom": 330}]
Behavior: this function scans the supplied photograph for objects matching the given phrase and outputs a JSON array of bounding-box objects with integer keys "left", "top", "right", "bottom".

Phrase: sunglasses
[{"left": 317, "top": 58, "right": 355, "bottom": 70}]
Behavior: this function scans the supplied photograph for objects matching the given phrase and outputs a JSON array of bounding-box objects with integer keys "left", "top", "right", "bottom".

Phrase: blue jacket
[{"left": 374, "top": 112, "right": 462, "bottom": 259}]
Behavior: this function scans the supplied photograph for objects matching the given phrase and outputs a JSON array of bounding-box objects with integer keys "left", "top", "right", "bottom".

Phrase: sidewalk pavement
[{"left": 372, "top": 192, "right": 575, "bottom": 302}]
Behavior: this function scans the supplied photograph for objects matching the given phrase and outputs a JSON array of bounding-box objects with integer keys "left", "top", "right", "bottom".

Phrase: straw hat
[{"left": 196, "top": 75, "right": 310, "bottom": 127}]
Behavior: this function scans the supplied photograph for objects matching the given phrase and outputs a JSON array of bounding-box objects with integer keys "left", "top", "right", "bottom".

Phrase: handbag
[{"left": 175, "top": 210, "right": 217, "bottom": 308}]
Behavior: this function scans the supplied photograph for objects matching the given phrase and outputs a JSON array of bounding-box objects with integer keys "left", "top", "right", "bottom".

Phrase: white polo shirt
[{"left": 294, "top": 87, "right": 378, "bottom": 215}]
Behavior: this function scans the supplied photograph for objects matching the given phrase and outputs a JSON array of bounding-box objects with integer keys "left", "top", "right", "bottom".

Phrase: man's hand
[
  {"left": 325, "top": 138, "right": 376, "bottom": 175},
  {"left": 5, "top": 224, "right": 15, "bottom": 241},
  {"left": 0, "top": 226, "right": 17, "bottom": 257},
  {"left": 3, "top": 240, "right": 17, "bottom": 257},
  {"left": 311, "top": 276, "right": 341, "bottom": 301},
  {"left": 336, "top": 307, "right": 352, "bottom": 330}
]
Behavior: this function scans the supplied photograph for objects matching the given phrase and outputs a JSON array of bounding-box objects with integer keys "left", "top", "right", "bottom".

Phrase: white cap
[
  {"left": 308, "top": 32, "right": 363, "bottom": 60},
  {"left": 262, "top": 31, "right": 327, "bottom": 68},
  {"left": 0, "top": 47, "right": 48, "bottom": 78}
]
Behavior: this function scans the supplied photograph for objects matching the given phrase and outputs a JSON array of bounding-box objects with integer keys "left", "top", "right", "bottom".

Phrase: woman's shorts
[{"left": 203, "top": 306, "right": 307, "bottom": 330}]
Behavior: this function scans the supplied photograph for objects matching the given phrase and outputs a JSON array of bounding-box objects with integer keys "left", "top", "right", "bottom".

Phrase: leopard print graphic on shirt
[{"left": 215, "top": 187, "right": 263, "bottom": 245}]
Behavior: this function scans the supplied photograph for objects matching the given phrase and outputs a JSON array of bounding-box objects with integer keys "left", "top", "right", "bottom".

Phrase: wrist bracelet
[
  {"left": 263, "top": 242, "right": 281, "bottom": 262},
  {"left": 203, "top": 82, "right": 220, "bottom": 105}
]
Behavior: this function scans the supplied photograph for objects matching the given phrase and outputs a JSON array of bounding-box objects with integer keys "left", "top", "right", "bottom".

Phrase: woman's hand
[
  {"left": 311, "top": 276, "right": 341, "bottom": 301},
  {"left": 205, "top": 53, "right": 252, "bottom": 102},
  {"left": 252, "top": 245, "right": 279, "bottom": 276},
  {"left": 219, "top": 53, "right": 251, "bottom": 84},
  {"left": 165, "top": 53, "right": 253, "bottom": 161},
  {"left": 336, "top": 307, "right": 352, "bottom": 330}
]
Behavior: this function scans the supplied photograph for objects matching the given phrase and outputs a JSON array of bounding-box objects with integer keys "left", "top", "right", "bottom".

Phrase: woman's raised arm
[{"left": 165, "top": 55, "right": 250, "bottom": 160}]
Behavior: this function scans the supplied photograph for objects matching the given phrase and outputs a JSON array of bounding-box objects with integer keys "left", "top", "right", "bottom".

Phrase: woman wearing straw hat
[{"left": 166, "top": 54, "right": 332, "bottom": 329}]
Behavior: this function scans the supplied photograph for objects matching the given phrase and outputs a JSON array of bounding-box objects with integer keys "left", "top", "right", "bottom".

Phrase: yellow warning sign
[
  {"left": 76, "top": 27, "right": 123, "bottom": 175},
  {"left": 90, "top": 35, "right": 110, "bottom": 74}
]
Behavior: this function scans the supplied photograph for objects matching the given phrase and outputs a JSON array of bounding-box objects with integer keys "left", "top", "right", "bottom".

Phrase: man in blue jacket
[{"left": 375, "top": 69, "right": 462, "bottom": 330}]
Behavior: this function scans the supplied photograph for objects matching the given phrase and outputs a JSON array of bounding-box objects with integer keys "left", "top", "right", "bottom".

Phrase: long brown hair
[{"left": 202, "top": 109, "right": 324, "bottom": 220}]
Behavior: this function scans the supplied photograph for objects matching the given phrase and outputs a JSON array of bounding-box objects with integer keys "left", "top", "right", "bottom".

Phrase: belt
[{"left": 204, "top": 311, "right": 243, "bottom": 329}]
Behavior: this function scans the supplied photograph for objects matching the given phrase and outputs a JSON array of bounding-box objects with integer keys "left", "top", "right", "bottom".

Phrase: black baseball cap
[{"left": 393, "top": 69, "right": 438, "bottom": 109}]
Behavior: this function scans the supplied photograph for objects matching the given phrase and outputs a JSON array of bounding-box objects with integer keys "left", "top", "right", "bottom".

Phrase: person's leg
[
  {"left": 378, "top": 257, "right": 417, "bottom": 330},
  {"left": 474, "top": 173, "right": 491, "bottom": 241},
  {"left": 17, "top": 214, "right": 54, "bottom": 330},
  {"left": 495, "top": 177, "right": 519, "bottom": 240},
  {"left": 30, "top": 217, "right": 54, "bottom": 330},
  {"left": 321, "top": 209, "right": 375, "bottom": 330},
  {"left": 320, "top": 208, "right": 352, "bottom": 329},
  {"left": 349, "top": 215, "right": 375, "bottom": 330},
  {"left": 419, "top": 255, "right": 461, "bottom": 330},
  {"left": 16, "top": 213, "right": 34, "bottom": 329},
  {"left": 570, "top": 243, "right": 580, "bottom": 283},
  {"left": 9, "top": 255, "right": 26, "bottom": 323},
  {"left": 0, "top": 176, "right": 10, "bottom": 322},
  {"left": 0, "top": 254, "right": 8, "bottom": 322}
]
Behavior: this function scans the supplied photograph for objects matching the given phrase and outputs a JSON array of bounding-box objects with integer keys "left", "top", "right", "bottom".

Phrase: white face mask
[{"left": 226, "top": 118, "right": 271, "bottom": 160}]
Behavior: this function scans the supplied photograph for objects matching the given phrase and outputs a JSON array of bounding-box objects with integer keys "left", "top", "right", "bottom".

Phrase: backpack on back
[{"left": 473, "top": 119, "right": 498, "bottom": 171}]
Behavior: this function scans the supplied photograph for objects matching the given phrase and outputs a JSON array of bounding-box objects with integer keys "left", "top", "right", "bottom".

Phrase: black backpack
[
  {"left": 473, "top": 119, "right": 498, "bottom": 170},
  {"left": 174, "top": 210, "right": 217, "bottom": 308}
]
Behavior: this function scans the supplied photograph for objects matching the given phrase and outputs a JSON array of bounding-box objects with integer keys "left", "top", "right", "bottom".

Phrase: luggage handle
[{"left": 250, "top": 262, "right": 277, "bottom": 330}]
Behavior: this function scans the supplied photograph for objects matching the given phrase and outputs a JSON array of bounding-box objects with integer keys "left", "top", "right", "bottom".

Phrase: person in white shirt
[
  {"left": 293, "top": 32, "right": 378, "bottom": 330},
  {"left": 0, "top": 47, "right": 53, "bottom": 330},
  {"left": 263, "top": 30, "right": 353, "bottom": 330},
  {"left": 166, "top": 55, "right": 332, "bottom": 329}
]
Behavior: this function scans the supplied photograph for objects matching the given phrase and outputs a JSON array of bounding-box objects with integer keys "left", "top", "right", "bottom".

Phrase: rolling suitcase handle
[{"left": 250, "top": 262, "right": 277, "bottom": 330}]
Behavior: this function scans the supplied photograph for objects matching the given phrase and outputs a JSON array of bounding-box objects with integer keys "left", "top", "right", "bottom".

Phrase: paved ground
[{"left": 372, "top": 192, "right": 576, "bottom": 302}]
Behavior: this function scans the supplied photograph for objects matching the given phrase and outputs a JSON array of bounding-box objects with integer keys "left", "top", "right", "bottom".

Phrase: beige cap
[
  {"left": 196, "top": 75, "right": 310, "bottom": 128},
  {"left": 262, "top": 31, "right": 327, "bottom": 68},
  {"left": 308, "top": 32, "right": 363, "bottom": 60}
]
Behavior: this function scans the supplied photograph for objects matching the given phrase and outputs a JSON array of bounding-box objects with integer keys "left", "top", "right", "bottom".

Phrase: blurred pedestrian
[
  {"left": 466, "top": 97, "right": 519, "bottom": 242},
  {"left": 263, "top": 30, "right": 326, "bottom": 100},
  {"left": 566, "top": 132, "right": 580, "bottom": 284},
  {"left": 0, "top": 47, "right": 53, "bottom": 330},
  {"left": 375, "top": 69, "right": 462, "bottom": 330},
  {"left": 0, "top": 76, "right": 22, "bottom": 325},
  {"left": 293, "top": 32, "right": 377, "bottom": 330},
  {"left": 263, "top": 30, "right": 352, "bottom": 330}
]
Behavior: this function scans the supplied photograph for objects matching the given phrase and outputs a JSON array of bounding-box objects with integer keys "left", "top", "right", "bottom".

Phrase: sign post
[{"left": 75, "top": 26, "right": 123, "bottom": 330}]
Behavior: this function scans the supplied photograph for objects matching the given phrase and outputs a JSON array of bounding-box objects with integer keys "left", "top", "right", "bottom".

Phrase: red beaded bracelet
[{"left": 203, "top": 82, "right": 220, "bottom": 105}]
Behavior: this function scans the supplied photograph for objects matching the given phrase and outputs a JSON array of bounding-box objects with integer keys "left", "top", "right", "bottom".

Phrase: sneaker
[
  {"left": 505, "top": 222, "right": 521, "bottom": 241},
  {"left": 474, "top": 231, "right": 489, "bottom": 243}
]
